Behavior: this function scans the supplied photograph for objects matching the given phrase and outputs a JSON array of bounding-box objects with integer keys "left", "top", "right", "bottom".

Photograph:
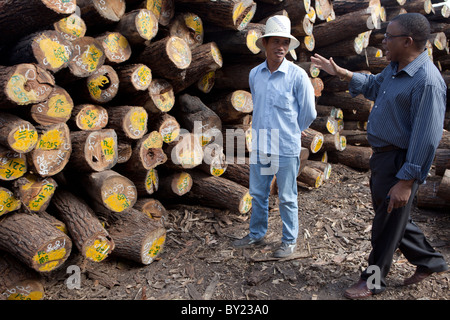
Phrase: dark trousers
[{"left": 360, "top": 149, "right": 448, "bottom": 294}]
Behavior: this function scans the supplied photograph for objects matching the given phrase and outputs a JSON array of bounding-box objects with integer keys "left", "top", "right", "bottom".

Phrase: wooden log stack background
[{"left": 0, "top": 0, "right": 448, "bottom": 300}]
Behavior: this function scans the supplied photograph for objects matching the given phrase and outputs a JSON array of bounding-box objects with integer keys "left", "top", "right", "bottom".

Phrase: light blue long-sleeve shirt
[
  {"left": 249, "top": 58, "right": 317, "bottom": 157},
  {"left": 349, "top": 50, "right": 446, "bottom": 183}
]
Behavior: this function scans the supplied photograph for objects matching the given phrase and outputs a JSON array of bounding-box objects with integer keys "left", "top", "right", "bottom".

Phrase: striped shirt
[
  {"left": 349, "top": 50, "right": 447, "bottom": 183},
  {"left": 249, "top": 58, "right": 316, "bottom": 157}
]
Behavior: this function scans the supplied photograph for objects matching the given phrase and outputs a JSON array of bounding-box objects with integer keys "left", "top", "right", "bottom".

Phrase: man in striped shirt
[{"left": 311, "top": 13, "right": 448, "bottom": 299}]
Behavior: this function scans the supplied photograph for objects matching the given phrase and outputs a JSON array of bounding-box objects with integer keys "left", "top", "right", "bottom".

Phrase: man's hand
[
  {"left": 310, "top": 53, "right": 351, "bottom": 80},
  {"left": 386, "top": 179, "right": 415, "bottom": 213}
]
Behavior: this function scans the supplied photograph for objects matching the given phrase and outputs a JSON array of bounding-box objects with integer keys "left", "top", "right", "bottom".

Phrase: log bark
[
  {"left": 434, "top": 148, "right": 450, "bottom": 176},
  {"left": 437, "top": 169, "right": 450, "bottom": 202},
  {"left": 129, "top": 78, "right": 176, "bottom": 114},
  {"left": 0, "top": 212, "right": 72, "bottom": 273},
  {"left": 27, "top": 123, "right": 72, "bottom": 177},
  {"left": 185, "top": 170, "right": 252, "bottom": 214},
  {"left": 0, "top": 0, "right": 76, "bottom": 45},
  {"left": 147, "top": 113, "right": 181, "bottom": 144},
  {"left": 157, "top": 171, "right": 193, "bottom": 198},
  {"left": 116, "top": 9, "right": 159, "bottom": 46},
  {"left": 81, "top": 169, "right": 138, "bottom": 213},
  {"left": 0, "top": 64, "right": 55, "bottom": 108},
  {"left": 13, "top": 174, "right": 57, "bottom": 213},
  {"left": 417, "top": 176, "right": 450, "bottom": 209},
  {"left": 67, "top": 129, "right": 118, "bottom": 172},
  {"left": 318, "top": 92, "right": 373, "bottom": 121},
  {"left": 141, "top": 0, "right": 175, "bottom": 26},
  {"left": 0, "top": 113, "right": 38, "bottom": 154},
  {"left": 301, "top": 128, "right": 324, "bottom": 154},
  {"left": 298, "top": 166, "right": 324, "bottom": 189},
  {"left": 176, "top": 0, "right": 257, "bottom": 31},
  {"left": 305, "top": 159, "right": 332, "bottom": 180},
  {"left": 120, "top": 167, "right": 159, "bottom": 197},
  {"left": 30, "top": 86, "right": 74, "bottom": 126},
  {"left": 50, "top": 189, "right": 114, "bottom": 262},
  {"left": 340, "top": 130, "right": 370, "bottom": 147},
  {"left": 133, "top": 198, "right": 167, "bottom": 221},
  {"left": 313, "top": 9, "right": 377, "bottom": 48},
  {"left": 135, "top": 36, "right": 192, "bottom": 80},
  {"left": 328, "top": 145, "right": 372, "bottom": 170},
  {"left": 106, "top": 106, "right": 148, "bottom": 141},
  {"left": 208, "top": 90, "right": 253, "bottom": 124},
  {"left": 168, "top": 12, "right": 204, "bottom": 49},
  {"left": 96, "top": 206, "right": 166, "bottom": 265},
  {"left": 221, "top": 157, "right": 250, "bottom": 188},
  {"left": 117, "top": 131, "right": 167, "bottom": 173},
  {"left": 0, "top": 253, "right": 44, "bottom": 300},
  {"left": 170, "top": 41, "right": 223, "bottom": 93},
  {"left": 7, "top": 30, "right": 74, "bottom": 73},
  {"left": 115, "top": 63, "right": 152, "bottom": 94},
  {"left": 176, "top": 93, "right": 222, "bottom": 146},
  {"left": 310, "top": 116, "right": 339, "bottom": 135},
  {"left": 77, "top": 0, "right": 126, "bottom": 27},
  {"left": 0, "top": 146, "right": 28, "bottom": 181}
]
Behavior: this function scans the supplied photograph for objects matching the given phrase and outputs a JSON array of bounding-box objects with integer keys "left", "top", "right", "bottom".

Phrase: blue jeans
[{"left": 248, "top": 152, "right": 300, "bottom": 244}]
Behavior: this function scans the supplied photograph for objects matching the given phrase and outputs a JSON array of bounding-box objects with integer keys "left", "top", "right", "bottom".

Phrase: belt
[{"left": 371, "top": 145, "right": 405, "bottom": 153}]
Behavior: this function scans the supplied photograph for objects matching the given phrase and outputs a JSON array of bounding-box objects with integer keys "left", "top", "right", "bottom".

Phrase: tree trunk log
[
  {"left": 106, "top": 106, "right": 148, "bottom": 140},
  {"left": 328, "top": 145, "right": 372, "bottom": 170},
  {"left": 147, "top": 113, "right": 181, "bottom": 144},
  {"left": 30, "top": 86, "right": 74, "bottom": 126},
  {"left": 7, "top": 30, "right": 74, "bottom": 73},
  {"left": 434, "top": 148, "right": 450, "bottom": 176},
  {"left": 0, "top": 146, "right": 28, "bottom": 181},
  {"left": 168, "top": 12, "right": 204, "bottom": 49},
  {"left": 116, "top": 9, "right": 159, "bottom": 46},
  {"left": 157, "top": 171, "right": 193, "bottom": 198},
  {"left": 50, "top": 189, "right": 114, "bottom": 262},
  {"left": 176, "top": 93, "right": 222, "bottom": 146},
  {"left": 135, "top": 36, "right": 192, "bottom": 80},
  {"left": 170, "top": 42, "right": 223, "bottom": 93},
  {"left": 81, "top": 169, "right": 138, "bottom": 213},
  {"left": 69, "top": 104, "right": 109, "bottom": 131},
  {"left": 67, "top": 129, "right": 118, "bottom": 172},
  {"left": 208, "top": 90, "right": 253, "bottom": 124},
  {"left": 0, "top": 64, "right": 55, "bottom": 108},
  {"left": 77, "top": 0, "right": 126, "bottom": 27},
  {"left": 27, "top": 123, "right": 72, "bottom": 177},
  {"left": 117, "top": 131, "right": 167, "bottom": 172},
  {"left": 176, "top": 0, "right": 257, "bottom": 31},
  {"left": 133, "top": 197, "right": 167, "bottom": 221},
  {"left": 301, "top": 128, "right": 324, "bottom": 154},
  {"left": 298, "top": 166, "right": 324, "bottom": 188},
  {"left": 74, "top": 65, "right": 120, "bottom": 104},
  {"left": 0, "top": 187, "right": 21, "bottom": 217},
  {"left": 53, "top": 13, "right": 87, "bottom": 42},
  {"left": 318, "top": 92, "right": 373, "bottom": 121},
  {"left": 437, "top": 169, "right": 450, "bottom": 202},
  {"left": 185, "top": 170, "right": 252, "bottom": 214},
  {"left": 0, "top": 252, "right": 45, "bottom": 300},
  {"left": 96, "top": 32, "right": 132, "bottom": 64},
  {"left": 128, "top": 78, "right": 176, "bottom": 114},
  {"left": 0, "top": 212, "right": 72, "bottom": 273},
  {"left": 417, "top": 176, "right": 450, "bottom": 209},
  {"left": 0, "top": 113, "right": 38, "bottom": 154},
  {"left": 115, "top": 63, "right": 152, "bottom": 94},
  {"left": 164, "top": 132, "right": 204, "bottom": 169},
  {"left": 0, "top": 0, "right": 76, "bottom": 45},
  {"left": 13, "top": 174, "right": 57, "bottom": 213}
]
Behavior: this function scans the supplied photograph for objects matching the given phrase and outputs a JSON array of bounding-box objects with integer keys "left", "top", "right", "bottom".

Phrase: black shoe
[{"left": 233, "top": 235, "right": 265, "bottom": 248}]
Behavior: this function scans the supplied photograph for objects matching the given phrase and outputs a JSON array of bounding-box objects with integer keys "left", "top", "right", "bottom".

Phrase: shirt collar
[
  {"left": 392, "top": 50, "right": 429, "bottom": 77},
  {"left": 262, "top": 58, "right": 290, "bottom": 74}
]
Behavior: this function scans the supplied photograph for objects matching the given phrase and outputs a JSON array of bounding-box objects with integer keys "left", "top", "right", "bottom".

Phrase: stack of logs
[{"left": 0, "top": 0, "right": 448, "bottom": 300}]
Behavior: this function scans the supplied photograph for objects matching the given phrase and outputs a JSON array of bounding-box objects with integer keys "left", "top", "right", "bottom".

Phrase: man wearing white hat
[{"left": 233, "top": 15, "right": 316, "bottom": 258}]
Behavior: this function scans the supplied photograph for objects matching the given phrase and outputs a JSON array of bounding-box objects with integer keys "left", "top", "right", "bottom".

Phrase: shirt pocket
[{"left": 273, "top": 91, "right": 293, "bottom": 114}]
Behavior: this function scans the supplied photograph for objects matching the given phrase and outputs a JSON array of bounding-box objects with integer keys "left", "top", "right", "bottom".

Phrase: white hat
[{"left": 256, "top": 15, "right": 300, "bottom": 51}]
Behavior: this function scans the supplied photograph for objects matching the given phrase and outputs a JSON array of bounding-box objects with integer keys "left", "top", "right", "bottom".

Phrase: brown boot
[
  {"left": 344, "top": 279, "right": 373, "bottom": 299},
  {"left": 403, "top": 268, "right": 434, "bottom": 286}
]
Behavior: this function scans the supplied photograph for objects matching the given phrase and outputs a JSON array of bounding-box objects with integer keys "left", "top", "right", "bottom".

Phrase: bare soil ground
[{"left": 42, "top": 163, "right": 449, "bottom": 302}]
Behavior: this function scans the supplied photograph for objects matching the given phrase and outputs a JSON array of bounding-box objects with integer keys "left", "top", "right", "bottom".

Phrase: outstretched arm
[{"left": 310, "top": 53, "right": 353, "bottom": 81}]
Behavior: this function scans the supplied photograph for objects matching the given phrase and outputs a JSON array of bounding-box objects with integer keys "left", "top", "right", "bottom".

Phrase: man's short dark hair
[{"left": 391, "top": 13, "right": 431, "bottom": 49}]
